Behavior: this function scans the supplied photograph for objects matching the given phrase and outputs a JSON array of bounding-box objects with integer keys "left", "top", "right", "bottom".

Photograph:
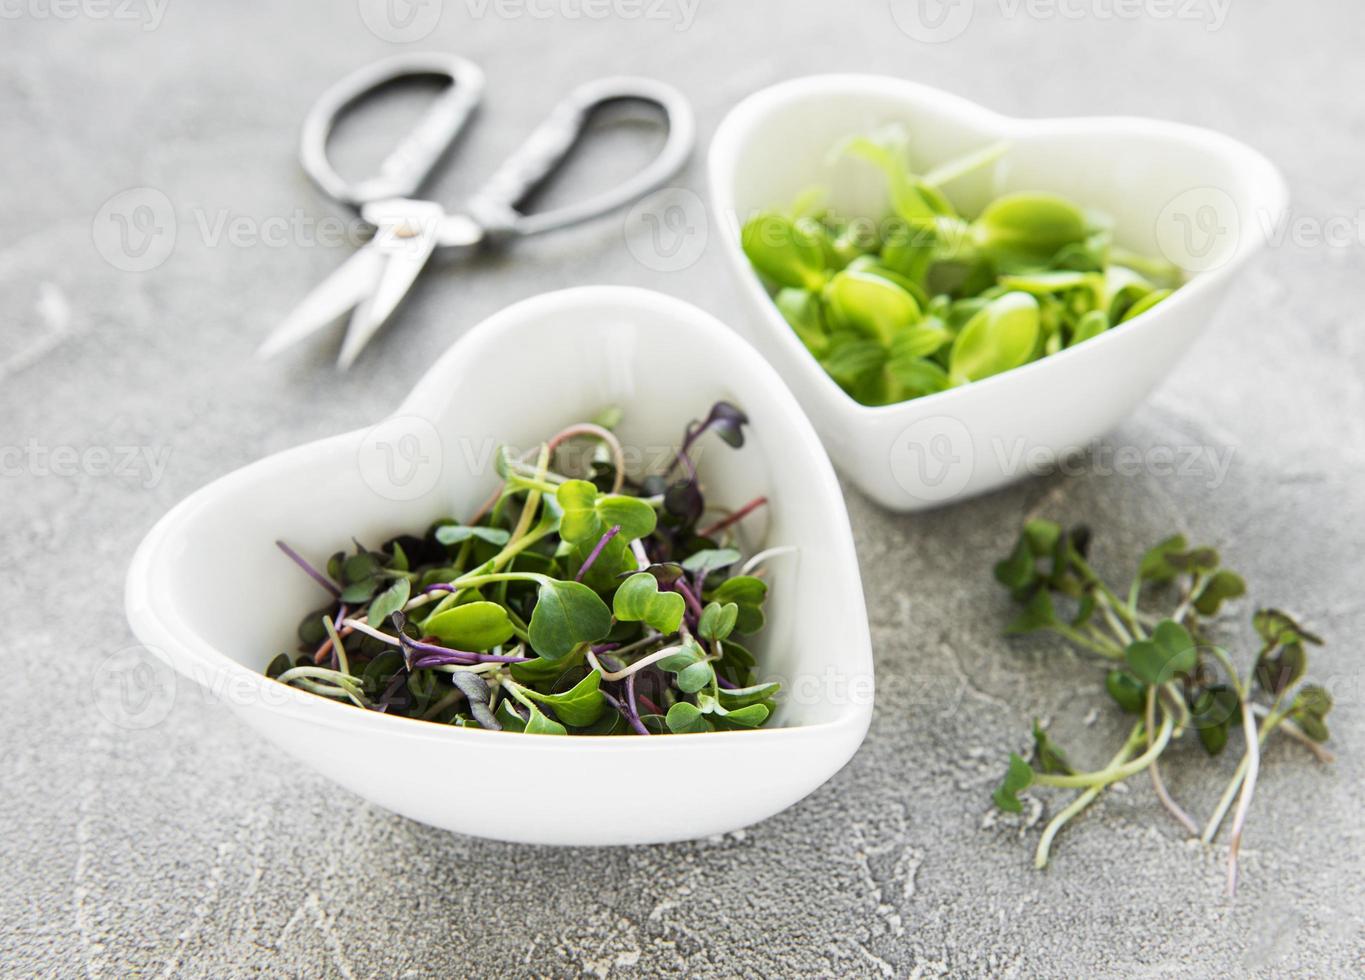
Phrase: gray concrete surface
[{"left": 4, "top": 1, "right": 1363, "bottom": 976}]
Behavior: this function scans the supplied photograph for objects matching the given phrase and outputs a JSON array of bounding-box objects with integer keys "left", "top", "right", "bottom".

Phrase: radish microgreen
[
  {"left": 267, "top": 403, "right": 781, "bottom": 736},
  {"left": 991, "top": 519, "right": 1334, "bottom": 895}
]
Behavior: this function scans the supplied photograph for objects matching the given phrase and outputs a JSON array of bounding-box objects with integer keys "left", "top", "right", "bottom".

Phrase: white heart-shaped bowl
[
  {"left": 124, "top": 286, "right": 872, "bottom": 846},
  {"left": 709, "top": 74, "right": 1288, "bottom": 511}
]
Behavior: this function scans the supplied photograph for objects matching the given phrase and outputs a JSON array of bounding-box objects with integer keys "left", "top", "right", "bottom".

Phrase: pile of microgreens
[
  {"left": 991, "top": 519, "right": 1334, "bottom": 895},
  {"left": 268, "top": 402, "right": 785, "bottom": 736},
  {"left": 741, "top": 124, "right": 1184, "bottom": 406}
]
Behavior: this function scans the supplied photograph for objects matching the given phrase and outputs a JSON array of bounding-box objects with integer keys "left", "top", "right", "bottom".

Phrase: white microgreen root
[{"left": 1225, "top": 695, "right": 1262, "bottom": 897}]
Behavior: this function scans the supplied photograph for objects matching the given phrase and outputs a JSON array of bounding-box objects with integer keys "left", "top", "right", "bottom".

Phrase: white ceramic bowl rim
[
  {"left": 125, "top": 286, "right": 872, "bottom": 751},
  {"left": 708, "top": 73, "right": 1290, "bottom": 417}
]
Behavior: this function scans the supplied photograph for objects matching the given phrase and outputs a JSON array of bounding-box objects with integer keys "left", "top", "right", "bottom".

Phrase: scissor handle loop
[
  {"left": 300, "top": 52, "right": 485, "bottom": 209},
  {"left": 464, "top": 76, "right": 694, "bottom": 240}
]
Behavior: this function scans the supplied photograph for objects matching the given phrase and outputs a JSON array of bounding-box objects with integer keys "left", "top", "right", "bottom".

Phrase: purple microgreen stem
[
  {"left": 697, "top": 496, "right": 769, "bottom": 540},
  {"left": 576, "top": 524, "right": 622, "bottom": 582},
  {"left": 275, "top": 540, "right": 342, "bottom": 597}
]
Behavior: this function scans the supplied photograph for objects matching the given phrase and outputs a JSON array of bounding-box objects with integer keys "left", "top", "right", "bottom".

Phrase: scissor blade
[
  {"left": 335, "top": 228, "right": 439, "bottom": 370},
  {"left": 257, "top": 246, "right": 385, "bottom": 360}
]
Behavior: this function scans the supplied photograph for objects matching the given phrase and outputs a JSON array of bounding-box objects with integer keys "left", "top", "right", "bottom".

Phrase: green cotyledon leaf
[
  {"left": 528, "top": 579, "right": 612, "bottom": 661},
  {"left": 823, "top": 269, "right": 921, "bottom": 346},
  {"left": 948, "top": 291, "right": 1040, "bottom": 385},
  {"left": 741, "top": 213, "right": 829, "bottom": 291},
  {"left": 514, "top": 671, "right": 605, "bottom": 727},
  {"left": 613, "top": 572, "right": 686, "bottom": 635},
  {"left": 973, "top": 192, "right": 1089, "bottom": 270},
  {"left": 423, "top": 600, "right": 514, "bottom": 651},
  {"left": 556, "top": 480, "right": 657, "bottom": 545}
]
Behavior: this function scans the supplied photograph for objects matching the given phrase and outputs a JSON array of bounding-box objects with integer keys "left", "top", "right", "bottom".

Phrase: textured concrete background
[{"left": 4, "top": 0, "right": 1363, "bottom": 976}]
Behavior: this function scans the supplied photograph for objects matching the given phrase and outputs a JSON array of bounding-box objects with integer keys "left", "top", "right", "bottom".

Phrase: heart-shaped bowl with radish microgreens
[
  {"left": 709, "top": 75, "right": 1287, "bottom": 511},
  {"left": 125, "top": 286, "right": 872, "bottom": 846}
]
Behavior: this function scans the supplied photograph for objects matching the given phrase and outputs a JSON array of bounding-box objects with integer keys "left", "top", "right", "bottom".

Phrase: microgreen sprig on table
[
  {"left": 267, "top": 402, "right": 783, "bottom": 736},
  {"left": 741, "top": 123, "right": 1184, "bottom": 406},
  {"left": 990, "top": 520, "right": 1334, "bottom": 894}
]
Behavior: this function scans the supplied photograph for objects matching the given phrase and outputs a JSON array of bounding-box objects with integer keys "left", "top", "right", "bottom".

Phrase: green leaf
[
  {"left": 1290, "top": 684, "right": 1332, "bottom": 742},
  {"left": 525, "top": 703, "right": 568, "bottom": 736},
  {"left": 342, "top": 552, "right": 381, "bottom": 584},
  {"left": 716, "top": 681, "right": 780, "bottom": 710},
  {"left": 495, "top": 698, "right": 527, "bottom": 732},
  {"left": 698, "top": 602, "right": 739, "bottom": 642},
  {"left": 1105, "top": 670, "right": 1147, "bottom": 714},
  {"left": 1069, "top": 309, "right": 1109, "bottom": 347},
  {"left": 948, "top": 291, "right": 1040, "bottom": 384},
  {"left": 775, "top": 287, "right": 830, "bottom": 357},
  {"left": 424, "top": 600, "right": 515, "bottom": 651},
  {"left": 839, "top": 125, "right": 954, "bottom": 225},
  {"left": 1118, "top": 288, "right": 1171, "bottom": 323},
  {"left": 613, "top": 572, "right": 686, "bottom": 635},
  {"left": 993, "top": 535, "right": 1035, "bottom": 592},
  {"left": 706, "top": 575, "right": 768, "bottom": 634},
  {"left": 713, "top": 702, "right": 770, "bottom": 728},
  {"left": 434, "top": 524, "right": 511, "bottom": 547},
  {"left": 1193, "top": 569, "right": 1246, "bottom": 616},
  {"left": 516, "top": 671, "right": 605, "bottom": 727},
  {"left": 556, "top": 480, "right": 603, "bottom": 544},
  {"left": 1190, "top": 685, "right": 1241, "bottom": 756},
  {"left": 339, "top": 578, "right": 380, "bottom": 604},
  {"left": 595, "top": 494, "right": 658, "bottom": 541},
  {"left": 1137, "top": 534, "right": 1188, "bottom": 585},
  {"left": 1005, "top": 589, "right": 1057, "bottom": 635},
  {"left": 993, "top": 753, "right": 1034, "bottom": 813},
  {"left": 528, "top": 579, "right": 612, "bottom": 660},
  {"left": 974, "top": 192, "right": 1088, "bottom": 270},
  {"left": 676, "top": 660, "right": 716, "bottom": 694},
  {"left": 1252, "top": 608, "right": 1323, "bottom": 647},
  {"left": 266, "top": 653, "right": 292, "bottom": 679},
  {"left": 680, "top": 548, "right": 741, "bottom": 575},
  {"left": 741, "top": 212, "right": 828, "bottom": 291},
  {"left": 1124, "top": 619, "right": 1197, "bottom": 685},
  {"left": 665, "top": 700, "right": 711, "bottom": 734},
  {"left": 1031, "top": 721, "right": 1074, "bottom": 775},
  {"left": 823, "top": 269, "right": 921, "bottom": 346},
  {"left": 366, "top": 578, "right": 410, "bottom": 629},
  {"left": 557, "top": 480, "right": 657, "bottom": 546},
  {"left": 657, "top": 637, "right": 713, "bottom": 694},
  {"left": 1255, "top": 641, "right": 1307, "bottom": 697}
]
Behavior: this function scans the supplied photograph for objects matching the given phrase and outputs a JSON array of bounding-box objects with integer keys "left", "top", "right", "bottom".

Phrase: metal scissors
[{"left": 259, "top": 53, "right": 695, "bottom": 369}]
